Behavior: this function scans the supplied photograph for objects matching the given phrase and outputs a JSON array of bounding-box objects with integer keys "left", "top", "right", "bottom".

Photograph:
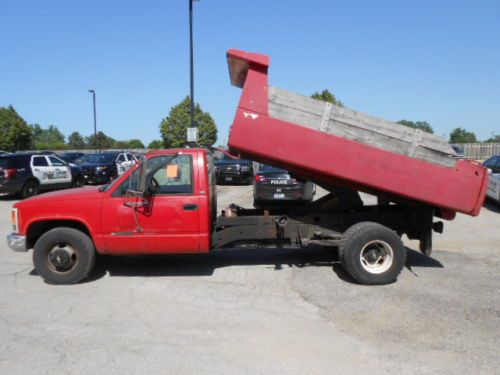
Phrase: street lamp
[
  {"left": 88, "top": 89, "right": 97, "bottom": 152},
  {"left": 189, "top": 0, "right": 200, "bottom": 146}
]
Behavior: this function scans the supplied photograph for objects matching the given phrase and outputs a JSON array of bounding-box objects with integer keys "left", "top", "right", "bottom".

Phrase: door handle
[{"left": 183, "top": 203, "right": 198, "bottom": 211}]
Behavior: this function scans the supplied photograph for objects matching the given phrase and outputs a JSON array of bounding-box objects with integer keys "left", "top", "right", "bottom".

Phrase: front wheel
[
  {"left": 33, "top": 227, "right": 96, "bottom": 285},
  {"left": 339, "top": 222, "right": 406, "bottom": 285}
]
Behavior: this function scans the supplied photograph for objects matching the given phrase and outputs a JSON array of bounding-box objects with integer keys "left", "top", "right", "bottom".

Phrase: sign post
[{"left": 187, "top": 127, "right": 198, "bottom": 144}]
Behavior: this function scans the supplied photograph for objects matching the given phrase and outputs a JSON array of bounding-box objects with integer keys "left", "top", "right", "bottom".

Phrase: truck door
[{"left": 101, "top": 154, "right": 200, "bottom": 253}]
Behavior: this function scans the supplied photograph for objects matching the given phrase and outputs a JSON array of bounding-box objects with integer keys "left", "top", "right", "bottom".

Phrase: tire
[
  {"left": 72, "top": 175, "right": 84, "bottom": 188},
  {"left": 339, "top": 222, "right": 406, "bottom": 285},
  {"left": 33, "top": 227, "right": 96, "bottom": 285},
  {"left": 21, "top": 180, "right": 39, "bottom": 199},
  {"left": 253, "top": 199, "right": 262, "bottom": 208}
]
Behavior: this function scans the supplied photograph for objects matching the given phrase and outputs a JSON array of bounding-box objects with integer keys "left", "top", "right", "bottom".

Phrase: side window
[
  {"left": 117, "top": 154, "right": 126, "bottom": 163},
  {"left": 114, "top": 168, "right": 141, "bottom": 196},
  {"left": 126, "top": 153, "right": 134, "bottom": 162},
  {"left": 32, "top": 156, "right": 49, "bottom": 167},
  {"left": 151, "top": 155, "right": 193, "bottom": 195},
  {"left": 48, "top": 156, "right": 66, "bottom": 166}
]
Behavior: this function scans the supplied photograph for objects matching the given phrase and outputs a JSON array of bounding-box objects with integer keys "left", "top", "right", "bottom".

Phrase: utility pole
[
  {"left": 88, "top": 89, "right": 98, "bottom": 152},
  {"left": 188, "top": 0, "right": 199, "bottom": 146}
]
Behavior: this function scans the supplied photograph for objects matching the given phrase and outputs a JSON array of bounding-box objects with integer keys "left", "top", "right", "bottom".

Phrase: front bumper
[
  {"left": 82, "top": 172, "right": 110, "bottom": 185},
  {"left": 7, "top": 233, "right": 27, "bottom": 252}
]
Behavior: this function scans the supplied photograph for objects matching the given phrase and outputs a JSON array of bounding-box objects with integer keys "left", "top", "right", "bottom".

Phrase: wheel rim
[
  {"left": 359, "top": 240, "right": 394, "bottom": 274},
  {"left": 47, "top": 243, "right": 79, "bottom": 274}
]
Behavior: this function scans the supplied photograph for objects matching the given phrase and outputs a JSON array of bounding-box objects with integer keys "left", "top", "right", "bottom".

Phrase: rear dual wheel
[{"left": 339, "top": 222, "right": 406, "bottom": 285}]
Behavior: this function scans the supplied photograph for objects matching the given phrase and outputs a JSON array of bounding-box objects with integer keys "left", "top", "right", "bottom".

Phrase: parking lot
[{"left": 1, "top": 185, "right": 499, "bottom": 374}]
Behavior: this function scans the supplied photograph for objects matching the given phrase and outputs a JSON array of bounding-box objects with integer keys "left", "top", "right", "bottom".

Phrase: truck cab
[{"left": 8, "top": 149, "right": 216, "bottom": 283}]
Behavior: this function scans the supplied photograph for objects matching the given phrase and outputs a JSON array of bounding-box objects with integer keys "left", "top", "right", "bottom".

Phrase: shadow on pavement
[
  {"left": 79, "top": 246, "right": 445, "bottom": 284},
  {"left": 0, "top": 194, "right": 19, "bottom": 202},
  {"left": 86, "top": 246, "right": 335, "bottom": 282}
]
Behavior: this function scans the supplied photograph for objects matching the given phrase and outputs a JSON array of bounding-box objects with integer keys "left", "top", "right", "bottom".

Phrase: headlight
[
  {"left": 96, "top": 166, "right": 108, "bottom": 172},
  {"left": 11, "top": 208, "right": 19, "bottom": 233}
]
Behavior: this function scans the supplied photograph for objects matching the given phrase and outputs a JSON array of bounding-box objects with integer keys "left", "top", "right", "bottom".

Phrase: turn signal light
[
  {"left": 255, "top": 175, "right": 266, "bottom": 182},
  {"left": 11, "top": 208, "right": 19, "bottom": 233}
]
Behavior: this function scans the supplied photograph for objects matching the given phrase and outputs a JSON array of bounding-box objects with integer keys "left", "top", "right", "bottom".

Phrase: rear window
[
  {"left": 259, "top": 164, "right": 286, "bottom": 173},
  {"left": 0, "top": 156, "right": 30, "bottom": 169},
  {"left": 0, "top": 158, "right": 13, "bottom": 169}
]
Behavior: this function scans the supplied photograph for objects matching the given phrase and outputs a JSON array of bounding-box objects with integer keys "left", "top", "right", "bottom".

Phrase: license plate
[
  {"left": 274, "top": 193, "right": 285, "bottom": 199},
  {"left": 225, "top": 177, "right": 233, "bottom": 181}
]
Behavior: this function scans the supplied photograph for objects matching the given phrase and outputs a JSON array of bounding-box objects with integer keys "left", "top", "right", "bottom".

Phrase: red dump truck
[{"left": 7, "top": 50, "right": 488, "bottom": 286}]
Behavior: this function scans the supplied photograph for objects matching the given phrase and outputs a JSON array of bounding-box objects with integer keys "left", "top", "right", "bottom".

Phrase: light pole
[
  {"left": 88, "top": 89, "right": 97, "bottom": 152},
  {"left": 189, "top": 0, "right": 199, "bottom": 146}
]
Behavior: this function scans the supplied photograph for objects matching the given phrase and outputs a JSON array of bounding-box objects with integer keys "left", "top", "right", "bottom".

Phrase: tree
[
  {"left": 0, "top": 106, "right": 33, "bottom": 151},
  {"left": 148, "top": 139, "right": 163, "bottom": 149},
  {"left": 160, "top": 97, "right": 217, "bottom": 148},
  {"left": 113, "top": 140, "right": 129, "bottom": 149},
  {"left": 311, "top": 89, "right": 344, "bottom": 107},
  {"left": 127, "top": 139, "right": 145, "bottom": 149},
  {"left": 449, "top": 128, "right": 477, "bottom": 143},
  {"left": 86, "top": 131, "right": 116, "bottom": 150},
  {"left": 68, "top": 132, "right": 86, "bottom": 149},
  {"left": 484, "top": 134, "right": 500, "bottom": 143},
  {"left": 32, "top": 124, "right": 66, "bottom": 150},
  {"left": 397, "top": 120, "right": 434, "bottom": 134}
]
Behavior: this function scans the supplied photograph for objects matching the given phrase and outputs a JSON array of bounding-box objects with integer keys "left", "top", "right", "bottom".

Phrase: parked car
[
  {"left": 0, "top": 153, "right": 84, "bottom": 198},
  {"left": 215, "top": 153, "right": 253, "bottom": 184},
  {"left": 253, "top": 164, "right": 315, "bottom": 207},
  {"left": 57, "top": 152, "right": 85, "bottom": 165},
  {"left": 486, "top": 173, "right": 500, "bottom": 204},
  {"left": 483, "top": 155, "right": 500, "bottom": 174},
  {"left": 0, "top": 150, "right": 11, "bottom": 155},
  {"left": 78, "top": 152, "right": 137, "bottom": 185}
]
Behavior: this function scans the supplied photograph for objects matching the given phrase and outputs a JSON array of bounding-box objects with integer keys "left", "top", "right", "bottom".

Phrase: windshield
[
  {"left": 218, "top": 153, "right": 238, "bottom": 161},
  {"left": 85, "top": 153, "right": 117, "bottom": 164}
]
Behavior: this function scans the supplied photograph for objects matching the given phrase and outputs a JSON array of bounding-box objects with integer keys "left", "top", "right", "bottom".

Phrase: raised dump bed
[{"left": 226, "top": 49, "right": 488, "bottom": 217}]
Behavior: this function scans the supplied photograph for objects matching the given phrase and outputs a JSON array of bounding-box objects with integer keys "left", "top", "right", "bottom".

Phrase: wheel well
[
  {"left": 24, "top": 178, "right": 39, "bottom": 187},
  {"left": 26, "top": 220, "right": 92, "bottom": 249}
]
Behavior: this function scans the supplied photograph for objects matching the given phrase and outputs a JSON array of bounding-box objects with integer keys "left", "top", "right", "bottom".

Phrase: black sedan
[{"left": 253, "top": 165, "right": 315, "bottom": 207}]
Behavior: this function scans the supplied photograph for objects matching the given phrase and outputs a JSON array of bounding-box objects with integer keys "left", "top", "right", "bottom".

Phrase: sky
[{"left": 1, "top": 0, "right": 499, "bottom": 145}]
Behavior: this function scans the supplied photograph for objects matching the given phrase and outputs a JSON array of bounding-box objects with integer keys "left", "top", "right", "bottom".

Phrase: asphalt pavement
[{"left": 0, "top": 185, "right": 499, "bottom": 374}]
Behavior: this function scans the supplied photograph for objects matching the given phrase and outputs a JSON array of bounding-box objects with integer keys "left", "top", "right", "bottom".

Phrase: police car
[
  {"left": 0, "top": 153, "right": 84, "bottom": 199},
  {"left": 78, "top": 152, "right": 137, "bottom": 185}
]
